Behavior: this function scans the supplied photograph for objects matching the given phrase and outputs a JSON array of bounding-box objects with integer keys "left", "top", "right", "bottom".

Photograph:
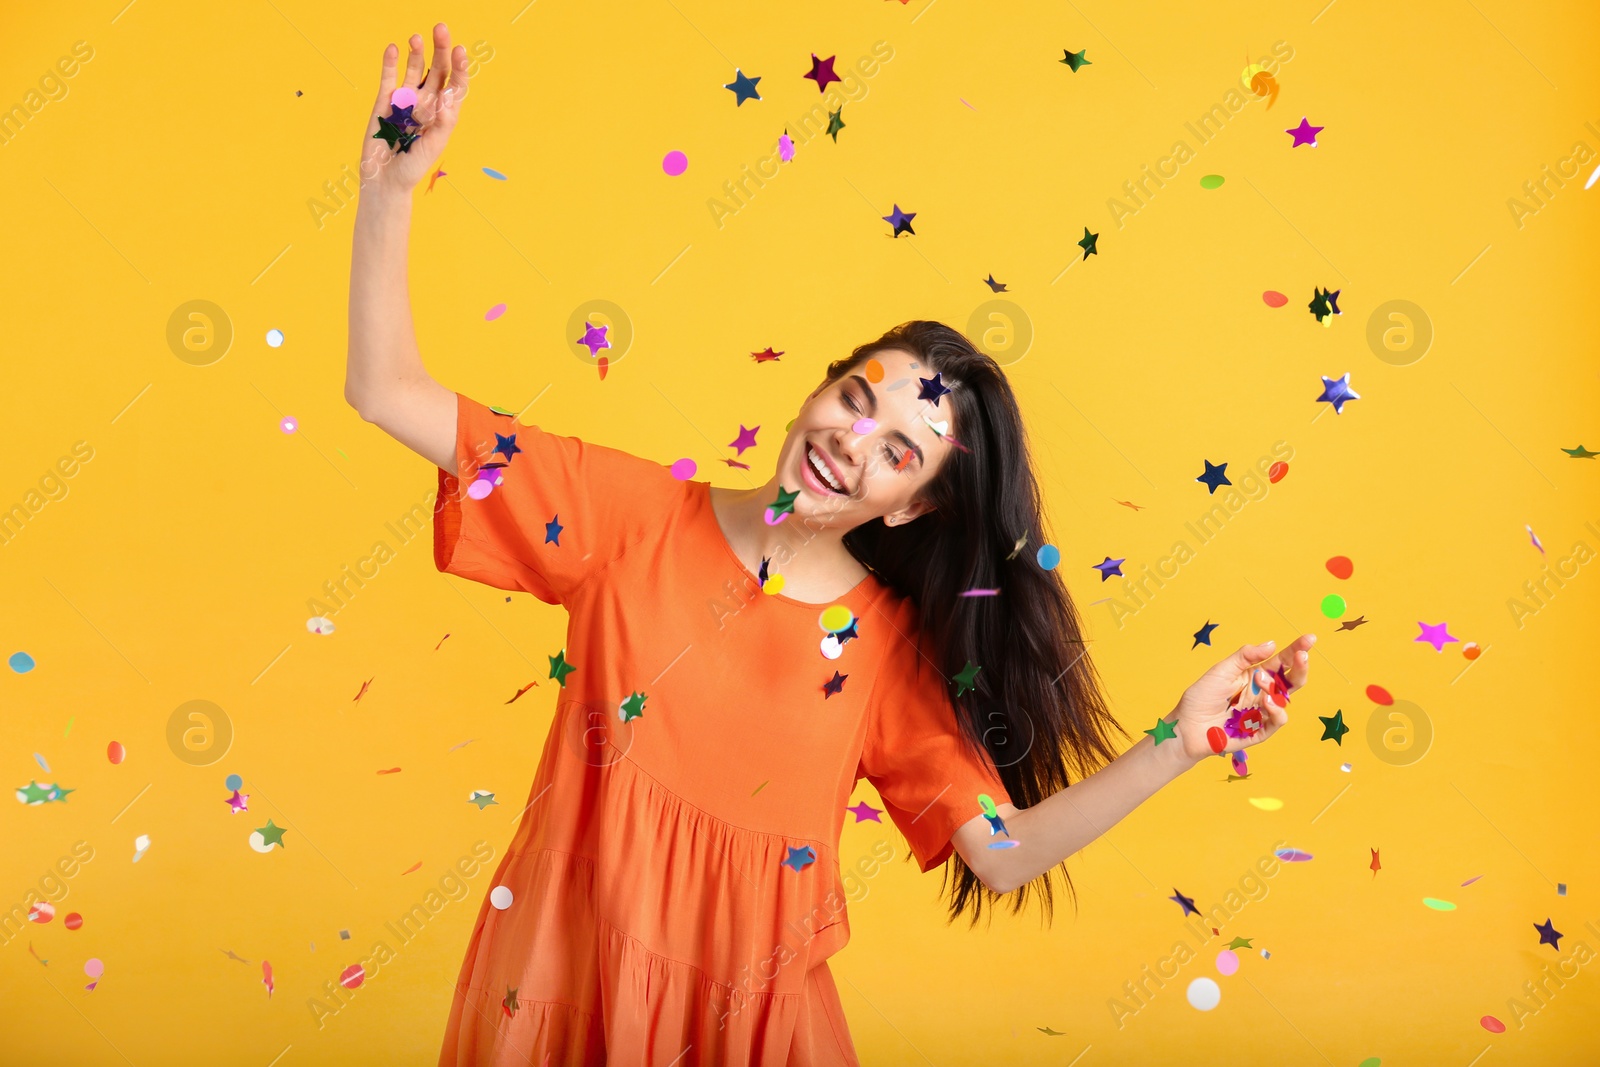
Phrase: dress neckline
[{"left": 695, "top": 482, "right": 878, "bottom": 608}]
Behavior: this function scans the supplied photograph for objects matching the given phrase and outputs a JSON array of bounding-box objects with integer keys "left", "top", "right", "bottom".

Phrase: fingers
[
  {"left": 372, "top": 42, "right": 399, "bottom": 117},
  {"left": 426, "top": 24, "right": 452, "bottom": 95},
  {"left": 1224, "top": 641, "right": 1276, "bottom": 678},
  {"left": 403, "top": 33, "right": 426, "bottom": 90}
]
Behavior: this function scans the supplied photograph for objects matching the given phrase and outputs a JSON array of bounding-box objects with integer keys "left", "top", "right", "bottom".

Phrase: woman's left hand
[{"left": 1167, "top": 635, "right": 1317, "bottom": 766}]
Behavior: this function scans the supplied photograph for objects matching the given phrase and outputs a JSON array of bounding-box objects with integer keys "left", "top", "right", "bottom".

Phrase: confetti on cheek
[{"left": 851, "top": 418, "right": 876, "bottom": 435}]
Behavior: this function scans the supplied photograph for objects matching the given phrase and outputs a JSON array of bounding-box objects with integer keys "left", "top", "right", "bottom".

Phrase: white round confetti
[
  {"left": 1187, "top": 977, "right": 1221, "bottom": 1011},
  {"left": 266, "top": 329, "right": 284, "bottom": 348},
  {"left": 820, "top": 634, "right": 843, "bottom": 660},
  {"left": 489, "top": 885, "right": 514, "bottom": 910},
  {"left": 248, "top": 831, "right": 274, "bottom": 853},
  {"left": 307, "top": 616, "right": 335, "bottom": 635},
  {"left": 134, "top": 834, "right": 150, "bottom": 852}
]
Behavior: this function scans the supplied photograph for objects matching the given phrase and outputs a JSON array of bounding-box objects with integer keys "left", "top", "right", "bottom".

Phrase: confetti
[
  {"left": 960, "top": 588, "right": 1000, "bottom": 597},
  {"left": 483, "top": 168, "right": 508, "bottom": 180},
  {"left": 1481, "top": 1015, "right": 1506, "bottom": 1033},
  {"left": 133, "top": 834, "right": 150, "bottom": 861},
  {"left": 28, "top": 901, "right": 55, "bottom": 923},
  {"left": 262, "top": 960, "right": 274, "bottom": 997},
  {"left": 9, "top": 651, "right": 35, "bottom": 673},
  {"left": 376, "top": 767, "right": 402, "bottom": 775},
  {"left": 1415, "top": 621, "right": 1458, "bottom": 652},
  {"left": 1462, "top": 642, "right": 1481, "bottom": 660},
  {"left": 1036, "top": 545, "right": 1061, "bottom": 570},
  {"left": 225, "top": 774, "right": 243, "bottom": 791},
  {"left": 1262, "top": 291, "right": 1288, "bottom": 307},
  {"left": 485, "top": 303, "right": 507, "bottom": 321},
  {"left": 1199, "top": 174, "right": 1225, "bottom": 189},
  {"left": 1366, "top": 685, "right": 1393, "bottom": 706},
  {"left": 265, "top": 329, "right": 284, "bottom": 348},
  {"left": 1247, "top": 798, "right": 1283, "bottom": 811},
  {"left": 106, "top": 741, "right": 125, "bottom": 764},
  {"left": 341, "top": 964, "right": 366, "bottom": 989},
  {"left": 1215, "top": 949, "right": 1239, "bottom": 976},
  {"left": 1461, "top": 875, "right": 1483, "bottom": 887},
  {"left": 1187, "top": 977, "right": 1221, "bottom": 1011},
  {"left": 1316, "top": 373, "right": 1360, "bottom": 413},
  {"left": 33, "top": 753, "right": 49, "bottom": 773},
  {"left": 448, "top": 739, "right": 477, "bottom": 753},
  {"left": 64, "top": 913, "right": 82, "bottom": 931},
  {"left": 1274, "top": 848, "right": 1313, "bottom": 862},
  {"left": 85, "top": 957, "right": 104, "bottom": 980},
  {"left": 662, "top": 150, "right": 688, "bottom": 176},
  {"left": 280, "top": 416, "right": 298, "bottom": 434},
  {"left": 670, "top": 458, "right": 697, "bottom": 480},
  {"left": 505, "top": 681, "right": 539, "bottom": 704},
  {"left": 490, "top": 886, "right": 514, "bottom": 910},
  {"left": 864, "top": 359, "right": 884, "bottom": 383},
  {"left": 1558, "top": 883, "right": 1567, "bottom": 896},
  {"left": 1422, "top": 898, "right": 1456, "bottom": 911},
  {"left": 819, "top": 605, "right": 853, "bottom": 633},
  {"left": 1267, "top": 461, "right": 1288, "bottom": 483},
  {"left": 1325, "top": 556, "right": 1353, "bottom": 580},
  {"left": 851, "top": 418, "right": 876, "bottom": 435},
  {"left": 1286, "top": 117, "right": 1323, "bottom": 147},
  {"left": 307, "top": 616, "right": 335, "bottom": 635}
]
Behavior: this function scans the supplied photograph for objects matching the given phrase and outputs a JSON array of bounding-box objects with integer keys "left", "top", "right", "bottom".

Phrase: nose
[{"left": 834, "top": 423, "right": 867, "bottom": 469}]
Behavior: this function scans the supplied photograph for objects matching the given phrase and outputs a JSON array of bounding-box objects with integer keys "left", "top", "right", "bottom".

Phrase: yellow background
[{"left": 3, "top": 0, "right": 1598, "bottom": 1063}]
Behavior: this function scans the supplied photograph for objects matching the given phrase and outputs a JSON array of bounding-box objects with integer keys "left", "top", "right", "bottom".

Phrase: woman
[{"left": 346, "top": 26, "right": 1317, "bottom": 1066}]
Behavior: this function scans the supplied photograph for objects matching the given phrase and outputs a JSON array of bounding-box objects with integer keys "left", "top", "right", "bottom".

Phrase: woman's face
[{"left": 774, "top": 347, "right": 956, "bottom": 529}]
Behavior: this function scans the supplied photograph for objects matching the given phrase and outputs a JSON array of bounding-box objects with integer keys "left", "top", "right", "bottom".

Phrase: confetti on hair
[{"left": 960, "top": 588, "right": 1001, "bottom": 597}]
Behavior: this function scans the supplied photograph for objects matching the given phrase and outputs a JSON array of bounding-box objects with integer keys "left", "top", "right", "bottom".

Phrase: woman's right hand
[{"left": 359, "top": 23, "right": 469, "bottom": 195}]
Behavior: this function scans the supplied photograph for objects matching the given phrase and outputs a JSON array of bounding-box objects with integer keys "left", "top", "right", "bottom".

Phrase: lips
[{"left": 804, "top": 441, "right": 849, "bottom": 495}]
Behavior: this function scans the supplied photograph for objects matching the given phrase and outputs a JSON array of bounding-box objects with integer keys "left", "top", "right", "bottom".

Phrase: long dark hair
[{"left": 827, "top": 321, "right": 1126, "bottom": 927}]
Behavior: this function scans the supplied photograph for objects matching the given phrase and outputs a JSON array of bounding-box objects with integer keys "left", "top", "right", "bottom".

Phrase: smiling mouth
[{"left": 805, "top": 442, "right": 849, "bottom": 494}]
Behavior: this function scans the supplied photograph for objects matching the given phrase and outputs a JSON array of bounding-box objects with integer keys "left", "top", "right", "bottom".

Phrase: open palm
[
  {"left": 1170, "top": 635, "right": 1316, "bottom": 765},
  {"left": 359, "top": 24, "right": 470, "bottom": 194}
]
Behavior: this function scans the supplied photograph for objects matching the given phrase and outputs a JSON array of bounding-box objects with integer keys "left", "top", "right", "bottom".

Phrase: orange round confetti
[
  {"left": 1366, "top": 685, "right": 1393, "bottom": 706},
  {"left": 1262, "top": 291, "right": 1288, "bottom": 307},
  {"left": 864, "top": 358, "right": 884, "bottom": 383},
  {"left": 597, "top": 356, "right": 609, "bottom": 381},
  {"left": 1462, "top": 642, "right": 1481, "bottom": 660},
  {"left": 1325, "top": 556, "right": 1353, "bottom": 580},
  {"left": 1268, "top": 461, "right": 1288, "bottom": 484}
]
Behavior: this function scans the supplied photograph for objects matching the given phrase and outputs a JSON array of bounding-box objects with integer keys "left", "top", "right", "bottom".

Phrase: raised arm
[{"left": 345, "top": 24, "right": 469, "bottom": 473}]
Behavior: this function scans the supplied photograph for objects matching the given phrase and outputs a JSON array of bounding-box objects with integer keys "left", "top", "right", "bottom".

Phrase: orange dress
[{"left": 433, "top": 393, "right": 1012, "bottom": 1066}]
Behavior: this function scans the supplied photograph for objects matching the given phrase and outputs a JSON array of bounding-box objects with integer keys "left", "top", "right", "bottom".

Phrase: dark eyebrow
[
  {"left": 848, "top": 374, "right": 878, "bottom": 415},
  {"left": 890, "top": 429, "right": 924, "bottom": 468}
]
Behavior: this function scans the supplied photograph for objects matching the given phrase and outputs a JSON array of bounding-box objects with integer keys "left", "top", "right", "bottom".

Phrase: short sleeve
[
  {"left": 857, "top": 629, "right": 1012, "bottom": 874},
  {"left": 433, "top": 392, "right": 685, "bottom": 605}
]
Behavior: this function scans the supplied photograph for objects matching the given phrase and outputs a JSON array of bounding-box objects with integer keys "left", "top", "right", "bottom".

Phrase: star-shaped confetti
[
  {"left": 1307, "top": 287, "right": 1342, "bottom": 323},
  {"left": 1196, "top": 460, "right": 1231, "bottom": 494},
  {"left": 577, "top": 321, "right": 611, "bottom": 356},
  {"left": 953, "top": 660, "right": 981, "bottom": 697},
  {"left": 1077, "top": 227, "right": 1099, "bottom": 259},
  {"left": 917, "top": 372, "right": 951, "bottom": 406},
  {"left": 1092, "top": 556, "right": 1125, "bottom": 581},
  {"left": 1338, "top": 616, "right": 1369, "bottom": 631},
  {"left": 1318, "top": 710, "right": 1349, "bottom": 745},
  {"left": 494, "top": 433, "right": 521, "bottom": 461},
  {"left": 783, "top": 845, "right": 818, "bottom": 872},
  {"left": 1415, "top": 621, "right": 1458, "bottom": 652},
  {"left": 724, "top": 69, "right": 761, "bottom": 105},
  {"left": 1535, "top": 918, "right": 1563, "bottom": 951},
  {"left": 548, "top": 650, "right": 576, "bottom": 687},
  {"left": 1144, "top": 717, "right": 1176, "bottom": 745},
  {"left": 1038, "top": 1027, "right": 1066, "bottom": 1036},
  {"left": 226, "top": 790, "right": 250, "bottom": 814},
  {"left": 1527, "top": 525, "right": 1545, "bottom": 555},
  {"left": 803, "top": 54, "right": 841, "bottom": 93},
  {"left": 1286, "top": 117, "right": 1323, "bottom": 147},
  {"left": 373, "top": 116, "right": 419, "bottom": 153},
  {"left": 16, "top": 780, "right": 53, "bottom": 804},
  {"left": 1370, "top": 848, "right": 1381, "bottom": 875},
  {"left": 1169, "top": 888, "right": 1200, "bottom": 917},
  {"left": 1562, "top": 444, "right": 1597, "bottom": 458},
  {"left": 823, "top": 671, "right": 847, "bottom": 698},
  {"left": 619, "top": 691, "right": 647, "bottom": 722},
  {"left": 544, "top": 515, "right": 563, "bottom": 545},
  {"left": 1193, "top": 621, "right": 1218, "bottom": 648},
  {"left": 825, "top": 108, "right": 845, "bottom": 141},
  {"left": 751, "top": 348, "right": 783, "bottom": 363},
  {"left": 847, "top": 801, "right": 883, "bottom": 823},
  {"left": 723, "top": 458, "right": 751, "bottom": 470},
  {"left": 729, "top": 425, "right": 760, "bottom": 454},
  {"left": 834, "top": 619, "right": 860, "bottom": 644},
  {"left": 1227, "top": 937, "right": 1253, "bottom": 950},
  {"left": 256, "top": 820, "right": 287, "bottom": 848},
  {"left": 1316, "top": 373, "right": 1360, "bottom": 414},
  {"left": 883, "top": 203, "right": 916, "bottom": 237},
  {"left": 768, "top": 486, "right": 800, "bottom": 518},
  {"left": 469, "top": 791, "right": 498, "bottom": 810},
  {"left": 1060, "top": 48, "right": 1092, "bottom": 72},
  {"left": 503, "top": 986, "right": 520, "bottom": 1017},
  {"left": 1007, "top": 535, "right": 1028, "bottom": 560},
  {"left": 983, "top": 274, "right": 1008, "bottom": 292},
  {"left": 426, "top": 168, "right": 446, "bottom": 193}
]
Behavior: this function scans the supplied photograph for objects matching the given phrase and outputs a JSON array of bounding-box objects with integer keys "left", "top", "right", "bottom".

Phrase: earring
[{"left": 886, "top": 517, "right": 897, "bottom": 526}]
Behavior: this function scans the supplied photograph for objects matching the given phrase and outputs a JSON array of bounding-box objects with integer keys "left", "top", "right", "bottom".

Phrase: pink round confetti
[
  {"left": 763, "top": 507, "right": 789, "bottom": 526},
  {"left": 467, "top": 480, "right": 493, "bottom": 500},
  {"left": 84, "top": 957, "right": 104, "bottom": 979},
  {"left": 778, "top": 135, "right": 795, "bottom": 162},
  {"left": 485, "top": 303, "right": 507, "bottom": 321},
  {"left": 280, "top": 417, "right": 297, "bottom": 434},
  {"left": 851, "top": 418, "right": 876, "bottom": 435},
  {"left": 670, "top": 458, "right": 697, "bottom": 480},
  {"left": 390, "top": 87, "right": 417, "bottom": 109},
  {"left": 1215, "top": 949, "right": 1239, "bottom": 976},
  {"left": 662, "top": 151, "right": 688, "bottom": 176}
]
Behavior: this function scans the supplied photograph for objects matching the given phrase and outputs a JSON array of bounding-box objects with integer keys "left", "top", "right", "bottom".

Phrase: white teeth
[{"left": 808, "top": 444, "right": 844, "bottom": 492}]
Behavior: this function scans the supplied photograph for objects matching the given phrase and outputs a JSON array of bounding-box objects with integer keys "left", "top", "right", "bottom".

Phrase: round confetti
[
  {"left": 10, "top": 651, "right": 36, "bottom": 673},
  {"left": 84, "top": 958, "right": 104, "bottom": 979},
  {"left": 483, "top": 168, "right": 508, "bottom": 180},
  {"left": 763, "top": 507, "right": 789, "bottom": 526},
  {"left": 467, "top": 479, "right": 493, "bottom": 500},
  {"left": 669, "top": 458, "right": 697, "bottom": 480},
  {"left": 225, "top": 774, "right": 243, "bottom": 791},
  {"left": 1319, "top": 594, "right": 1346, "bottom": 618},
  {"left": 1248, "top": 797, "right": 1283, "bottom": 811},
  {"left": 64, "top": 912, "right": 83, "bottom": 931},
  {"left": 864, "top": 359, "right": 884, "bottom": 384},
  {"left": 1199, "top": 174, "right": 1225, "bottom": 189},
  {"left": 1215, "top": 949, "right": 1239, "bottom": 976},
  {"left": 1358, "top": 1060, "right": 1381, "bottom": 1067},
  {"left": 1036, "top": 544, "right": 1061, "bottom": 570},
  {"left": 597, "top": 356, "right": 609, "bottom": 380},
  {"left": 1422, "top": 897, "right": 1456, "bottom": 911},
  {"left": 107, "top": 741, "right": 126, "bottom": 765},
  {"left": 1481, "top": 1016, "right": 1506, "bottom": 1034},
  {"left": 248, "top": 831, "right": 275, "bottom": 853},
  {"left": 265, "top": 329, "right": 285, "bottom": 348},
  {"left": 280, "top": 417, "right": 297, "bottom": 434},
  {"left": 1462, "top": 642, "right": 1481, "bottom": 660},
  {"left": 819, "top": 605, "right": 853, "bottom": 633},
  {"left": 1262, "top": 291, "right": 1288, "bottom": 308},
  {"left": 785, "top": 418, "right": 795, "bottom": 432},
  {"left": 1186, "top": 977, "right": 1221, "bottom": 1011},
  {"left": 29, "top": 901, "right": 55, "bottom": 923},
  {"left": 1325, "top": 556, "right": 1354, "bottom": 580},
  {"left": 1275, "top": 848, "right": 1314, "bottom": 862},
  {"left": 489, "top": 885, "right": 514, "bottom": 910},
  {"left": 307, "top": 616, "right": 335, "bottom": 635},
  {"left": 762, "top": 574, "right": 786, "bottom": 596},
  {"left": 820, "top": 634, "right": 843, "bottom": 660},
  {"left": 340, "top": 964, "right": 366, "bottom": 989},
  {"left": 851, "top": 418, "right": 876, "bottom": 435},
  {"left": 662, "top": 150, "right": 688, "bottom": 176},
  {"left": 485, "top": 303, "right": 507, "bottom": 321},
  {"left": 1366, "top": 685, "right": 1394, "bottom": 706},
  {"left": 1267, "top": 461, "right": 1288, "bottom": 483},
  {"left": 390, "top": 86, "right": 417, "bottom": 109}
]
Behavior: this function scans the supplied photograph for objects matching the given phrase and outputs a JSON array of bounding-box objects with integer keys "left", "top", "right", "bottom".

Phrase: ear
[{"left": 885, "top": 500, "right": 936, "bottom": 526}]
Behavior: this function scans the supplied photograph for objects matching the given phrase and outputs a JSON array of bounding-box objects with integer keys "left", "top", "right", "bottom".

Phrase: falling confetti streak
[
  {"left": 401, "top": 861, "right": 423, "bottom": 875},
  {"left": 33, "top": 753, "right": 50, "bottom": 773}
]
